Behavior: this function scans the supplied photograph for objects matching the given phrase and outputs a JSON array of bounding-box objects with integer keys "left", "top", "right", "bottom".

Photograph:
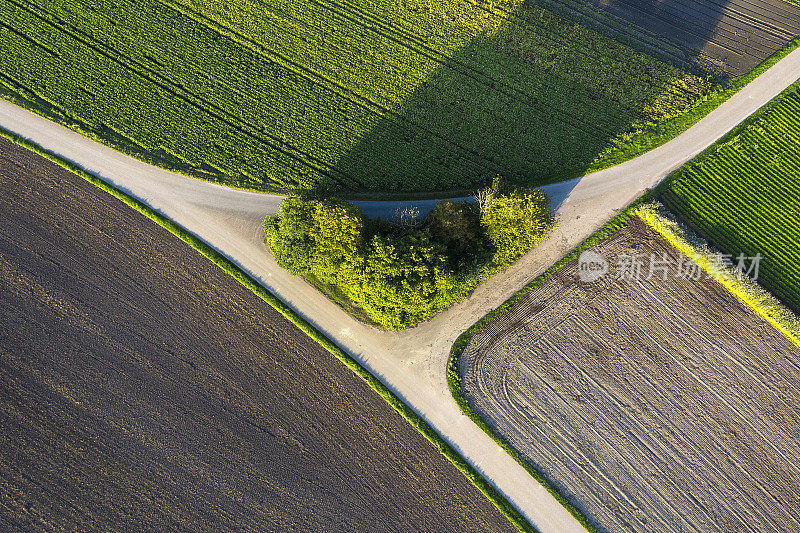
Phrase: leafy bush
[
  {"left": 265, "top": 186, "right": 554, "bottom": 329},
  {"left": 481, "top": 188, "right": 553, "bottom": 268},
  {"left": 265, "top": 195, "right": 365, "bottom": 286}
]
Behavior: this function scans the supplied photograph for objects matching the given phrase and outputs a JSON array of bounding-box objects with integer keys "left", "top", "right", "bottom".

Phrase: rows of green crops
[
  {"left": 661, "top": 82, "right": 800, "bottom": 310},
  {"left": 0, "top": 0, "right": 712, "bottom": 191}
]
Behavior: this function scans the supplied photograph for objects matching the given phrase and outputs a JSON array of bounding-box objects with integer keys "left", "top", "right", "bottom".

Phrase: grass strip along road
[
  {"left": 2, "top": 30, "right": 800, "bottom": 533},
  {"left": 660, "top": 77, "right": 800, "bottom": 311},
  {"left": 0, "top": 0, "right": 711, "bottom": 192}
]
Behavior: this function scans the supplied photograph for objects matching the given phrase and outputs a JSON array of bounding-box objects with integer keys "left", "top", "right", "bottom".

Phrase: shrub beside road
[{"left": 265, "top": 183, "right": 554, "bottom": 329}]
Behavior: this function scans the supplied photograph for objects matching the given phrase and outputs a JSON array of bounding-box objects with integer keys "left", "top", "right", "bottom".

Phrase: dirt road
[
  {"left": 459, "top": 219, "right": 800, "bottom": 532},
  {"left": 2, "top": 45, "right": 800, "bottom": 532},
  {"left": 0, "top": 138, "right": 516, "bottom": 532}
]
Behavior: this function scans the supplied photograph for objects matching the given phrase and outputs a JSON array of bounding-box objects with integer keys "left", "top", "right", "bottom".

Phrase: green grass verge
[
  {"left": 447, "top": 201, "right": 647, "bottom": 533},
  {"left": 635, "top": 202, "right": 800, "bottom": 348},
  {"left": 585, "top": 36, "right": 800, "bottom": 174},
  {"left": 0, "top": 126, "right": 537, "bottom": 533},
  {"left": 656, "top": 77, "right": 800, "bottom": 311},
  {"left": 0, "top": 0, "right": 710, "bottom": 193},
  {"left": 3, "top": 2, "right": 797, "bottom": 198}
]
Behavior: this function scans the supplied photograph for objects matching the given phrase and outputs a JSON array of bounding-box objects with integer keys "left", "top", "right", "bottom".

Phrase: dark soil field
[
  {"left": 0, "top": 137, "right": 515, "bottom": 532},
  {"left": 539, "top": 0, "right": 800, "bottom": 76},
  {"left": 459, "top": 218, "right": 800, "bottom": 532}
]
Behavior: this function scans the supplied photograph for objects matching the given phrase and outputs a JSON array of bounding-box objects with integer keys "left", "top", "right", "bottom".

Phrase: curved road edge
[{"left": 1, "top": 45, "right": 800, "bottom": 533}]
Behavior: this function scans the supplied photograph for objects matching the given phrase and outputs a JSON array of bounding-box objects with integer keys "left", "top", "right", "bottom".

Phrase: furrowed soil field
[
  {"left": 0, "top": 0, "right": 712, "bottom": 192},
  {"left": 661, "top": 79, "right": 800, "bottom": 311},
  {"left": 0, "top": 137, "right": 516, "bottom": 532},
  {"left": 539, "top": 0, "right": 800, "bottom": 77},
  {"left": 458, "top": 218, "right": 800, "bottom": 533}
]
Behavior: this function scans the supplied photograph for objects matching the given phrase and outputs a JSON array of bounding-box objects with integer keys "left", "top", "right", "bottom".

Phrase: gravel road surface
[{"left": 2, "top": 45, "right": 799, "bottom": 532}]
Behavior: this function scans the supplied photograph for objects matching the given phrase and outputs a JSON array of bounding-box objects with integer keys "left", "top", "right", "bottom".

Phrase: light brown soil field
[
  {"left": 0, "top": 137, "right": 515, "bottom": 532},
  {"left": 459, "top": 218, "right": 800, "bottom": 532}
]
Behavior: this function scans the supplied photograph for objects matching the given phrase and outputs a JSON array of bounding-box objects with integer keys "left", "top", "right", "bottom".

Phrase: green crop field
[
  {"left": 661, "top": 81, "right": 800, "bottom": 310},
  {"left": 0, "top": 0, "right": 712, "bottom": 192}
]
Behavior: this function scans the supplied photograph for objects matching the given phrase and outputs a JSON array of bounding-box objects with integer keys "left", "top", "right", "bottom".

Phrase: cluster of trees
[{"left": 265, "top": 183, "right": 554, "bottom": 329}]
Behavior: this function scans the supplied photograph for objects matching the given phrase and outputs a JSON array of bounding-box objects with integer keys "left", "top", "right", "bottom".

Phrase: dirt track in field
[
  {"left": 545, "top": 0, "right": 800, "bottom": 77},
  {"left": 459, "top": 218, "right": 800, "bottom": 533},
  {"left": 0, "top": 138, "right": 516, "bottom": 532}
]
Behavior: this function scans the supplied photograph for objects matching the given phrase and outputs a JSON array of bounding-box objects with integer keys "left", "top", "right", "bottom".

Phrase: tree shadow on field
[
  {"left": 333, "top": 1, "right": 713, "bottom": 195},
  {"left": 334, "top": 0, "right": 800, "bottom": 196}
]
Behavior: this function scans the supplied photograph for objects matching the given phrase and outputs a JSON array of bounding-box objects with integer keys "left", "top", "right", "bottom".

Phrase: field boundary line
[
  {"left": 587, "top": 36, "right": 800, "bottom": 175},
  {"left": 447, "top": 197, "right": 800, "bottom": 533},
  {"left": 447, "top": 201, "right": 646, "bottom": 533},
  {"left": 635, "top": 202, "right": 800, "bottom": 348},
  {"left": 0, "top": 126, "right": 538, "bottom": 533}
]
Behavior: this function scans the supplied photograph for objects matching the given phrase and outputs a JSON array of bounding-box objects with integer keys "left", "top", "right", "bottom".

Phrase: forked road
[{"left": 3, "top": 47, "right": 800, "bottom": 532}]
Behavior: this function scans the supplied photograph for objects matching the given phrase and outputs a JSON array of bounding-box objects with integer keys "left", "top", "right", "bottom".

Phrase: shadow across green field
[{"left": 335, "top": 2, "right": 711, "bottom": 193}]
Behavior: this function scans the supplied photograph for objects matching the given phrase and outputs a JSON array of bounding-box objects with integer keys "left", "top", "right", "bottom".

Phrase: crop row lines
[
  {"left": 16, "top": 0, "right": 499, "bottom": 189},
  {"left": 322, "top": 0, "right": 680, "bottom": 114},
  {"left": 9, "top": 0, "right": 361, "bottom": 187},
  {"left": 227, "top": 0, "right": 623, "bottom": 140},
  {"left": 662, "top": 82, "right": 800, "bottom": 310},
  {"left": 609, "top": 0, "right": 784, "bottom": 56},
  {"left": 311, "top": 0, "right": 620, "bottom": 138},
  {"left": 459, "top": 0, "right": 687, "bottom": 82},
  {"left": 686, "top": 165, "right": 798, "bottom": 259},
  {"left": 704, "top": 0, "right": 800, "bottom": 34},
  {"left": 0, "top": 17, "right": 58, "bottom": 57},
  {"left": 664, "top": 189, "right": 800, "bottom": 303},
  {"left": 252, "top": 0, "right": 682, "bottom": 131},
  {"left": 538, "top": 0, "right": 698, "bottom": 67},
  {"left": 1, "top": 0, "right": 712, "bottom": 191},
  {"left": 157, "top": 0, "right": 514, "bottom": 174}
]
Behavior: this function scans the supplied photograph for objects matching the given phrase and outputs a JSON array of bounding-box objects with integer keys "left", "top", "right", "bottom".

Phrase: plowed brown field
[
  {"left": 0, "top": 137, "right": 515, "bottom": 532},
  {"left": 459, "top": 218, "right": 800, "bottom": 532}
]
